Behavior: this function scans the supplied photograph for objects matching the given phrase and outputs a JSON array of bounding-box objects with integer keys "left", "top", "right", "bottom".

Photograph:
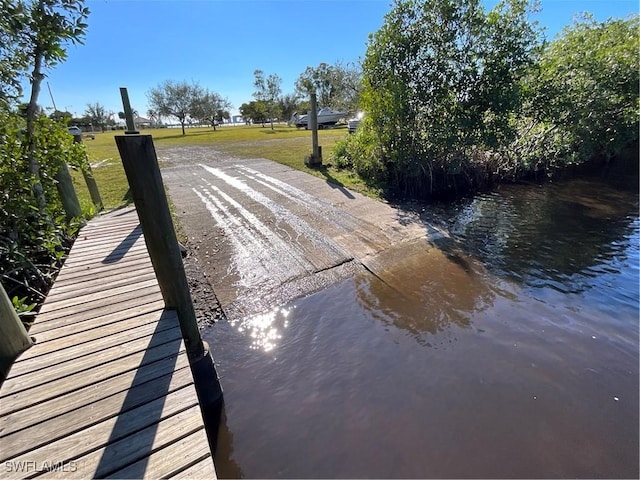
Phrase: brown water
[{"left": 206, "top": 165, "right": 639, "bottom": 478}]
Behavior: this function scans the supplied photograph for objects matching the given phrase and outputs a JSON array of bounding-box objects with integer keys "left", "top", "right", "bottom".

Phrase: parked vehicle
[
  {"left": 67, "top": 125, "right": 95, "bottom": 139},
  {"left": 290, "top": 107, "right": 348, "bottom": 129},
  {"left": 67, "top": 126, "right": 82, "bottom": 136}
]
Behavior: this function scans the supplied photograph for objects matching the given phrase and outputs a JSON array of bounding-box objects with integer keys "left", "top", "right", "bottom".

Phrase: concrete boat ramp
[{"left": 160, "top": 147, "right": 447, "bottom": 320}]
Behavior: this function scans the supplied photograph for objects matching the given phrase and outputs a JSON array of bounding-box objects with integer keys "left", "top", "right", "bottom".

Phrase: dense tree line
[{"left": 332, "top": 0, "right": 639, "bottom": 198}]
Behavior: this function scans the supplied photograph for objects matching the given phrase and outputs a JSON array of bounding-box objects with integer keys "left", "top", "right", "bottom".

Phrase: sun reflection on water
[{"left": 230, "top": 306, "right": 292, "bottom": 352}]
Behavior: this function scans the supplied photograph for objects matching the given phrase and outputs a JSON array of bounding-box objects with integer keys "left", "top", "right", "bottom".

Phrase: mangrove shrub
[
  {"left": 332, "top": 0, "right": 639, "bottom": 198},
  {"left": 517, "top": 14, "right": 640, "bottom": 169},
  {"left": 344, "top": 0, "right": 539, "bottom": 197},
  {"left": 0, "top": 111, "right": 88, "bottom": 322}
]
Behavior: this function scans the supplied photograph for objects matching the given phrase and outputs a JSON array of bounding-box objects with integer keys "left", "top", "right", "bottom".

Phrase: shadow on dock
[
  {"left": 102, "top": 225, "right": 142, "bottom": 264},
  {"left": 94, "top": 311, "right": 181, "bottom": 478}
]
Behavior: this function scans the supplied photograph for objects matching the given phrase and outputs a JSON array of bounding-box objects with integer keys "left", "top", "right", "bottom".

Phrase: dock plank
[
  {"left": 30, "top": 290, "right": 164, "bottom": 332},
  {"left": 28, "top": 299, "right": 166, "bottom": 343},
  {"left": 45, "top": 270, "right": 158, "bottom": 303},
  {"left": 10, "top": 313, "right": 175, "bottom": 374},
  {"left": 171, "top": 456, "right": 218, "bottom": 479},
  {"left": 0, "top": 353, "right": 189, "bottom": 439},
  {"left": 105, "top": 428, "right": 215, "bottom": 479},
  {"left": 0, "top": 208, "right": 215, "bottom": 479},
  {"left": 0, "top": 362, "right": 192, "bottom": 461},
  {"left": 1, "top": 326, "right": 182, "bottom": 403},
  {"left": 15, "top": 308, "right": 166, "bottom": 360},
  {"left": 3, "top": 390, "right": 200, "bottom": 480}
]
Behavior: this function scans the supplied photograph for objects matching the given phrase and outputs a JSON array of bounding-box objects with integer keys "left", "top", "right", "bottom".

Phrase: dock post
[
  {"left": 0, "top": 283, "right": 34, "bottom": 381},
  {"left": 305, "top": 92, "right": 322, "bottom": 167},
  {"left": 73, "top": 133, "right": 103, "bottom": 210},
  {"left": 115, "top": 127, "right": 223, "bottom": 450},
  {"left": 55, "top": 161, "right": 83, "bottom": 220}
]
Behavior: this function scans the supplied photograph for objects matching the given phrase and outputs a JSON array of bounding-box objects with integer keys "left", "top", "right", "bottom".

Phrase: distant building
[{"left": 133, "top": 116, "right": 154, "bottom": 129}]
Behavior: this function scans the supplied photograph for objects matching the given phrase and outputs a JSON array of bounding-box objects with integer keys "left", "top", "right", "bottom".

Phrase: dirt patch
[{"left": 182, "top": 241, "right": 226, "bottom": 328}]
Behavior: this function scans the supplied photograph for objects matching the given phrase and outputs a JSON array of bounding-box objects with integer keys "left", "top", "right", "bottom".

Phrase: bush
[
  {"left": 358, "top": 0, "right": 539, "bottom": 198},
  {"left": 330, "top": 118, "right": 388, "bottom": 186},
  {"left": 333, "top": 2, "right": 638, "bottom": 199},
  {"left": 518, "top": 14, "right": 640, "bottom": 165},
  {"left": 0, "top": 111, "right": 89, "bottom": 326}
]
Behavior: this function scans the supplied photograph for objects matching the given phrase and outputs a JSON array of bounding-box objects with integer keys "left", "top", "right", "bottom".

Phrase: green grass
[{"left": 79, "top": 124, "right": 376, "bottom": 210}]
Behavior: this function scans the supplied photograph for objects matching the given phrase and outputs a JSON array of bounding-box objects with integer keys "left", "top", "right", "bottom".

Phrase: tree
[
  {"left": 84, "top": 102, "right": 108, "bottom": 131},
  {"left": 295, "top": 61, "right": 363, "bottom": 112},
  {"left": 117, "top": 108, "right": 139, "bottom": 127},
  {"left": 239, "top": 101, "right": 268, "bottom": 125},
  {"left": 278, "top": 93, "right": 301, "bottom": 123},
  {"left": 48, "top": 109, "right": 72, "bottom": 122},
  {"left": 146, "top": 108, "right": 161, "bottom": 126},
  {"left": 191, "top": 90, "right": 231, "bottom": 131},
  {"left": 358, "top": 0, "right": 539, "bottom": 196},
  {"left": 147, "top": 80, "right": 203, "bottom": 135},
  {"left": 0, "top": 1, "right": 91, "bottom": 321},
  {"left": 253, "top": 69, "right": 282, "bottom": 130},
  {"left": 525, "top": 14, "right": 639, "bottom": 163},
  {"left": 0, "top": 1, "right": 28, "bottom": 106},
  {"left": 3, "top": 0, "right": 89, "bottom": 207}
]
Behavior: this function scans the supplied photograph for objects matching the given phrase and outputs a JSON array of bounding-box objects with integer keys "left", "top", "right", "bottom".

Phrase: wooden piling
[
  {"left": 0, "top": 283, "right": 34, "bottom": 381},
  {"left": 115, "top": 132, "right": 223, "bottom": 445},
  {"left": 73, "top": 133, "right": 103, "bottom": 210},
  {"left": 55, "top": 162, "right": 83, "bottom": 220},
  {"left": 82, "top": 167, "right": 103, "bottom": 210},
  {"left": 305, "top": 93, "right": 322, "bottom": 167},
  {"left": 119, "top": 88, "right": 139, "bottom": 134},
  {"left": 114, "top": 134, "right": 203, "bottom": 359}
]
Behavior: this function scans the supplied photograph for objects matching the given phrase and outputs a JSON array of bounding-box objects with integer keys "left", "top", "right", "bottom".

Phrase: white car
[{"left": 68, "top": 126, "right": 95, "bottom": 140}]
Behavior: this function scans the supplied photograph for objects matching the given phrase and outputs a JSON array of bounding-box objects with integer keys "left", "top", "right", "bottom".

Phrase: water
[{"left": 206, "top": 164, "right": 639, "bottom": 478}]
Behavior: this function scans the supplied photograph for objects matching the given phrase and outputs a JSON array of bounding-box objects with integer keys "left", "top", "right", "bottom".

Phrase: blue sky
[{"left": 37, "top": 0, "right": 638, "bottom": 118}]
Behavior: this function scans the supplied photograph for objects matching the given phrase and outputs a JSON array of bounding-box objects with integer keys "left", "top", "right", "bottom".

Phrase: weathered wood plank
[
  {"left": 79, "top": 219, "right": 139, "bottom": 232},
  {"left": 35, "top": 279, "right": 161, "bottom": 317},
  {"left": 105, "top": 429, "right": 214, "bottom": 480},
  {"left": 79, "top": 214, "right": 138, "bottom": 230},
  {"left": 0, "top": 363, "right": 192, "bottom": 461},
  {"left": 171, "top": 455, "right": 218, "bottom": 479},
  {"left": 3, "top": 390, "right": 200, "bottom": 480},
  {"left": 0, "top": 352, "right": 189, "bottom": 439},
  {"left": 28, "top": 298, "right": 165, "bottom": 342},
  {"left": 18, "top": 307, "right": 165, "bottom": 356},
  {"left": 67, "top": 224, "right": 144, "bottom": 243},
  {"left": 62, "top": 241, "right": 148, "bottom": 263},
  {"left": 67, "top": 231, "right": 144, "bottom": 253},
  {"left": 65, "top": 226, "right": 144, "bottom": 249},
  {"left": 59, "top": 244, "right": 148, "bottom": 267},
  {"left": 12, "top": 310, "right": 173, "bottom": 372},
  {"left": 0, "top": 332, "right": 182, "bottom": 411},
  {"left": 0, "top": 207, "right": 215, "bottom": 479},
  {"left": 45, "top": 271, "right": 158, "bottom": 303},
  {"left": 52, "top": 255, "right": 152, "bottom": 287},
  {"left": 3, "top": 321, "right": 181, "bottom": 390},
  {"left": 30, "top": 290, "right": 163, "bottom": 332},
  {"left": 36, "top": 273, "right": 157, "bottom": 312}
]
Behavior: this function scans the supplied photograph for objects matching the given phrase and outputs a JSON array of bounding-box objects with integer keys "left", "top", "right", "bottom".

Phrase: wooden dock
[{"left": 0, "top": 208, "right": 216, "bottom": 479}]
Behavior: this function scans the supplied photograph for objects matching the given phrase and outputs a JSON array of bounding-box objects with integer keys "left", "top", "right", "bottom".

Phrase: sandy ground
[{"left": 158, "top": 145, "right": 447, "bottom": 323}]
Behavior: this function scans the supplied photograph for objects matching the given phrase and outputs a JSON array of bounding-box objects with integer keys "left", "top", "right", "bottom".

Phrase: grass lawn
[{"left": 78, "top": 124, "right": 377, "bottom": 210}]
